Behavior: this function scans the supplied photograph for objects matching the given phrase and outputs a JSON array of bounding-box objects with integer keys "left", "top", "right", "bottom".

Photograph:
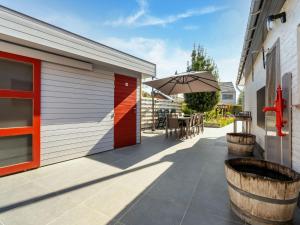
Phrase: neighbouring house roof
[
  {"left": 236, "top": 0, "right": 286, "bottom": 86},
  {"left": 219, "top": 82, "right": 236, "bottom": 93},
  {"left": 0, "top": 6, "right": 156, "bottom": 77}
]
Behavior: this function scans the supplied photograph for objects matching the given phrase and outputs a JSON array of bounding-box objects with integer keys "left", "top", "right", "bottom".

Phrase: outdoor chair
[
  {"left": 195, "top": 113, "right": 204, "bottom": 134},
  {"left": 187, "top": 114, "right": 196, "bottom": 138},
  {"left": 199, "top": 113, "right": 204, "bottom": 133},
  {"left": 156, "top": 109, "right": 166, "bottom": 129},
  {"left": 194, "top": 114, "right": 199, "bottom": 135},
  {"left": 166, "top": 113, "right": 180, "bottom": 139}
]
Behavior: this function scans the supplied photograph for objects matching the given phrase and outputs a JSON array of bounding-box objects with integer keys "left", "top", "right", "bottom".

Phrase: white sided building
[
  {"left": 0, "top": 6, "right": 156, "bottom": 176},
  {"left": 236, "top": 0, "right": 300, "bottom": 172}
]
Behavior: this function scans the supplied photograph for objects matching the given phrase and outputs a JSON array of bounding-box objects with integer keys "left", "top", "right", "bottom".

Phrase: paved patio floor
[{"left": 0, "top": 125, "right": 299, "bottom": 225}]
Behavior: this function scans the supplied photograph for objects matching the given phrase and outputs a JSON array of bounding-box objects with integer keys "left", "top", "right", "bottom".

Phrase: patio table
[{"left": 166, "top": 116, "right": 191, "bottom": 139}]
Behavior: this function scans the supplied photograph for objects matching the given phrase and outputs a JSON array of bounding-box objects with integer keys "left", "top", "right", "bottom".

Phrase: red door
[
  {"left": 0, "top": 52, "right": 41, "bottom": 176},
  {"left": 114, "top": 74, "right": 137, "bottom": 148}
]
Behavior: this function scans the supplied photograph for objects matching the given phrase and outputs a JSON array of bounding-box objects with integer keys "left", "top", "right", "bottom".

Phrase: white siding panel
[
  {"left": 41, "top": 62, "right": 114, "bottom": 165},
  {"left": 42, "top": 91, "right": 113, "bottom": 100}
]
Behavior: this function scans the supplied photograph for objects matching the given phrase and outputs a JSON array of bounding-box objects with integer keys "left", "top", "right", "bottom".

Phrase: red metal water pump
[{"left": 263, "top": 85, "right": 286, "bottom": 137}]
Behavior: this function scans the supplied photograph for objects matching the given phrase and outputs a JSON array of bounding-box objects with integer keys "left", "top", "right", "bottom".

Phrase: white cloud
[
  {"left": 104, "top": 0, "right": 148, "bottom": 26},
  {"left": 183, "top": 25, "right": 199, "bottom": 30},
  {"left": 101, "top": 37, "right": 190, "bottom": 77},
  {"left": 101, "top": 36, "right": 239, "bottom": 85},
  {"left": 105, "top": 1, "right": 224, "bottom": 27},
  {"left": 215, "top": 57, "right": 240, "bottom": 82}
]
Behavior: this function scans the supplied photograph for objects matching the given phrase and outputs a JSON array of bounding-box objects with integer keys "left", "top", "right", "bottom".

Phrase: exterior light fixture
[{"left": 267, "top": 12, "right": 286, "bottom": 31}]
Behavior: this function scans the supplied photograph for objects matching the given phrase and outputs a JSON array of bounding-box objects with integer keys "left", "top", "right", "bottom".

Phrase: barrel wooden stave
[
  {"left": 226, "top": 133, "right": 256, "bottom": 156},
  {"left": 227, "top": 133, "right": 256, "bottom": 145},
  {"left": 225, "top": 158, "right": 300, "bottom": 225},
  {"left": 227, "top": 142, "right": 254, "bottom": 156}
]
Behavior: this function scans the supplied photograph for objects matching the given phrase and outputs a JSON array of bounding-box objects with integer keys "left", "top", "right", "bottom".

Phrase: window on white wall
[
  {"left": 257, "top": 86, "right": 265, "bottom": 129},
  {"left": 222, "top": 94, "right": 233, "bottom": 100}
]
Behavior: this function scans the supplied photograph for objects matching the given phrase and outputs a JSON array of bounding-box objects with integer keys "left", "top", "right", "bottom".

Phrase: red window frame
[{"left": 0, "top": 51, "right": 41, "bottom": 176}]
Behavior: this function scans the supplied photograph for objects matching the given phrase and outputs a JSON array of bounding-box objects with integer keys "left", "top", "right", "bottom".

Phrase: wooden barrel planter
[
  {"left": 225, "top": 158, "right": 300, "bottom": 225},
  {"left": 226, "top": 133, "right": 256, "bottom": 156}
]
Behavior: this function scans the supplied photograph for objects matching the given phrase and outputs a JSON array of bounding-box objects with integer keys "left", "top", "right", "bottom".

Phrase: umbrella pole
[{"left": 151, "top": 89, "right": 155, "bottom": 131}]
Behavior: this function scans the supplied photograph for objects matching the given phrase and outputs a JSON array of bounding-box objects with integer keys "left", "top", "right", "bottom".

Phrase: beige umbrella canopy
[
  {"left": 144, "top": 71, "right": 220, "bottom": 131},
  {"left": 144, "top": 71, "right": 220, "bottom": 95}
]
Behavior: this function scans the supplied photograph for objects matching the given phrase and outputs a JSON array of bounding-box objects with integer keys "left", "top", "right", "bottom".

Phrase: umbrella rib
[
  {"left": 156, "top": 76, "right": 177, "bottom": 91},
  {"left": 189, "top": 76, "right": 218, "bottom": 86},
  {"left": 191, "top": 75, "right": 221, "bottom": 91},
  {"left": 168, "top": 78, "right": 179, "bottom": 95}
]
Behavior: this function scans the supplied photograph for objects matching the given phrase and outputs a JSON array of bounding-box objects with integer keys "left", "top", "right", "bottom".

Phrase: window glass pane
[
  {"left": 222, "top": 94, "right": 233, "bottom": 100},
  {"left": 257, "top": 87, "right": 266, "bottom": 129},
  {"left": 0, "top": 58, "right": 33, "bottom": 91},
  {"left": 0, "top": 99, "right": 32, "bottom": 128},
  {"left": 0, "top": 135, "right": 32, "bottom": 167}
]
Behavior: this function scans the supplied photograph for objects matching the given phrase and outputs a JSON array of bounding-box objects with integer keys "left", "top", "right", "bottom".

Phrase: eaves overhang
[{"left": 236, "top": 0, "right": 286, "bottom": 86}]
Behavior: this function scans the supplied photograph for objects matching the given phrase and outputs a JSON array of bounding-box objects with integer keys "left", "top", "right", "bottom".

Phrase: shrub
[
  {"left": 227, "top": 104, "right": 242, "bottom": 115},
  {"left": 181, "top": 102, "right": 194, "bottom": 115},
  {"left": 204, "top": 116, "right": 234, "bottom": 128}
]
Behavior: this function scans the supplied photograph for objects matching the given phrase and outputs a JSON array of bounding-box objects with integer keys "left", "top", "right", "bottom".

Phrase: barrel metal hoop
[
  {"left": 230, "top": 200, "right": 293, "bottom": 225},
  {"left": 227, "top": 140, "right": 255, "bottom": 146},
  {"left": 227, "top": 181, "right": 298, "bottom": 204},
  {"left": 227, "top": 150, "right": 253, "bottom": 157}
]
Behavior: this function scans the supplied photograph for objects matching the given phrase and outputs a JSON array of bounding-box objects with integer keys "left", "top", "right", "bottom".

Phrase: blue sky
[{"left": 0, "top": 0, "right": 251, "bottom": 82}]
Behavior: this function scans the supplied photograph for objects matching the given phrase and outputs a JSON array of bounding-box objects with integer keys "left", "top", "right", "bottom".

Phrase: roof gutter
[{"left": 236, "top": 0, "right": 264, "bottom": 86}]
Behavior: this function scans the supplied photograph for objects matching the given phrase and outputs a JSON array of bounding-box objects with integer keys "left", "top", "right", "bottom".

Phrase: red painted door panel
[{"left": 114, "top": 74, "right": 137, "bottom": 148}]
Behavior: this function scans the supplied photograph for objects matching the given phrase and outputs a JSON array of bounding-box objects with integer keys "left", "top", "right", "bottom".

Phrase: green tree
[
  {"left": 184, "top": 45, "right": 220, "bottom": 112},
  {"left": 238, "top": 90, "right": 244, "bottom": 105}
]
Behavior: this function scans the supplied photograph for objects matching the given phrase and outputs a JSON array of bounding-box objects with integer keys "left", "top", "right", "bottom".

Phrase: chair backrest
[
  {"left": 198, "top": 113, "right": 204, "bottom": 125},
  {"left": 157, "top": 109, "right": 164, "bottom": 118},
  {"left": 194, "top": 114, "right": 199, "bottom": 126},
  {"left": 167, "top": 114, "right": 179, "bottom": 129},
  {"left": 189, "top": 114, "right": 195, "bottom": 126}
]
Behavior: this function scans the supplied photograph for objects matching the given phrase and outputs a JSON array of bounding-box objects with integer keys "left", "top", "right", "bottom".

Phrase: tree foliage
[
  {"left": 238, "top": 90, "right": 244, "bottom": 105},
  {"left": 184, "top": 45, "right": 220, "bottom": 112}
]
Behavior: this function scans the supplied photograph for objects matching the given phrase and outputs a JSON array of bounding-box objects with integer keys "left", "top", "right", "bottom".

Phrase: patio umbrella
[
  {"left": 143, "top": 71, "right": 220, "bottom": 130},
  {"left": 143, "top": 71, "right": 220, "bottom": 95}
]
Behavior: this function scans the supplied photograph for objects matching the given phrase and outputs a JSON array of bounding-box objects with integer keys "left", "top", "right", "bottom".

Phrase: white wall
[
  {"left": 41, "top": 62, "right": 114, "bottom": 165},
  {"left": 244, "top": 52, "right": 266, "bottom": 149},
  {"left": 244, "top": 0, "right": 300, "bottom": 172},
  {"left": 41, "top": 62, "right": 142, "bottom": 165}
]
